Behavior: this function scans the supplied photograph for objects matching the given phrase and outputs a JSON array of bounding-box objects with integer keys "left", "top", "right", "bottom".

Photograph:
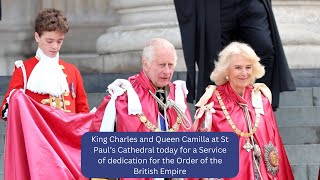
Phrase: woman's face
[{"left": 228, "top": 54, "right": 253, "bottom": 93}]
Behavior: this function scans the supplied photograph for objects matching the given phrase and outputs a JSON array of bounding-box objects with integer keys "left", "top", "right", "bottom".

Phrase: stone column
[
  {"left": 40, "top": 0, "right": 116, "bottom": 54},
  {"left": 96, "top": 0, "right": 320, "bottom": 73},
  {"left": 273, "top": 0, "right": 320, "bottom": 68},
  {"left": 96, "top": 0, "right": 186, "bottom": 73},
  {"left": 38, "top": 0, "right": 117, "bottom": 73},
  {"left": 0, "top": 0, "right": 39, "bottom": 75}
]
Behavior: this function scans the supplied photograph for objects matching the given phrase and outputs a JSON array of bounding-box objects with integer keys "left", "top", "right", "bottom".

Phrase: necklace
[
  {"left": 138, "top": 114, "right": 182, "bottom": 132},
  {"left": 215, "top": 90, "right": 260, "bottom": 138}
]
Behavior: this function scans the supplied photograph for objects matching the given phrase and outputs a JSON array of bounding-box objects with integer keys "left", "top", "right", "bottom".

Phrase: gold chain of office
[
  {"left": 215, "top": 90, "right": 260, "bottom": 137},
  {"left": 138, "top": 114, "right": 182, "bottom": 132}
]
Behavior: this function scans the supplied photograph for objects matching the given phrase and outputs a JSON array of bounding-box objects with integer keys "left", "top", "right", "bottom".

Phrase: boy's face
[{"left": 35, "top": 31, "right": 65, "bottom": 58}]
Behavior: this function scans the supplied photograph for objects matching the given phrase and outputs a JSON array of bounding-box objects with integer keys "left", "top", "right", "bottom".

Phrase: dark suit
[{"left": 174, "top": 0, "right": 296, "bottom": 109}]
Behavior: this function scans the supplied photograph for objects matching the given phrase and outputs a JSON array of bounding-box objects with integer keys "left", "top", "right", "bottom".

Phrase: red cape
[
  {"left": 90, "top": 72, "right": 192, "bottom": 133},
  {"left": 194, "top": 83, "right": 294, "bottom": 180},
  {"left": 89, "top": 72, "right": 194, "bottom": 180},
  {"left": 4, "top": 90, "right": 93, "bottom": 180}
]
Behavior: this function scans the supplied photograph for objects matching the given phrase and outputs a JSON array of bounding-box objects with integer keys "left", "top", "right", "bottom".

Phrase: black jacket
[{"left": 174, "top": 0, "right": 296, "bottom": 109}]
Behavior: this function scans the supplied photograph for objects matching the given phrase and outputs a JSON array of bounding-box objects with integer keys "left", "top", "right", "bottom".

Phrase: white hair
[
  {"left": 210, "top": 42, "right": 265, "bottom": 85},
  {"left": 142, "top": 38, "right": 178, "bottom": 66}
]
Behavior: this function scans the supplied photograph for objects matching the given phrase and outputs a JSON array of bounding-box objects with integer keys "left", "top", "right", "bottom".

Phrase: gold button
[{"left": 64, "top": 100, "right": 71, "bottom": 106}]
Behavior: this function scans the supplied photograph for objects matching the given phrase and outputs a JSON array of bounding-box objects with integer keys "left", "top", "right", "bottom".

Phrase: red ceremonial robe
[
  {"left": 90, "top": 72, "right": 193, "bottom": 180},
  {"left": 193, "top": 83, "right": 294, "bottom": 180},
  {"left": 90, "top": 71, "right": 192, "bottom": 133},
  {"left": 4, "top": 90, "right": 93, "bottom": 180},
  {"left": 1, "top": 56, "right": 89, "bottom": 113}
]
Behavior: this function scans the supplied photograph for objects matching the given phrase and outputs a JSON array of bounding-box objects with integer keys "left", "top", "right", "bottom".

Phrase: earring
[{"left": 226, "top": 76, "right": 229, "bottom": 81}]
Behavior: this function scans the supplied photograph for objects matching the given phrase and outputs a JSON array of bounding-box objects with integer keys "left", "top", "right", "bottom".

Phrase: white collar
[
  {"left": 35, "top": 47, "right": 59, "bottom": 62},
  {"left": 26, "top": 47, "right": 69, "bottom": 97}
]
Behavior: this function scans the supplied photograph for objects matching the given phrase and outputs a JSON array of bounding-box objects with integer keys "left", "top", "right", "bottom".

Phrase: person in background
[
  {"left": 193, "top": 42, "right": 294, "bottom": 179},
  {"left": 1, "top": 8, "right": 89, "bottom": 119},
  {"left": 90, "top": 38, "right": 193, "bottom": 180},
  {"left": 174, "top": 0, "right": 296, "bottom": 110}
]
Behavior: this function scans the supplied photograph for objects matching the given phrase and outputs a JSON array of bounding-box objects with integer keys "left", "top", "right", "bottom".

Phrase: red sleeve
[
  {"left": 74, "top": 68, "right": 89, "bottom": 113},
  {"left": 1, "top": 67, "right": 23, "bottom": 108}
]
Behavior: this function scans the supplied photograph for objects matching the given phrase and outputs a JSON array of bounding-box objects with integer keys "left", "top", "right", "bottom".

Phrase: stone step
[
  {"left": 285, "top": 144, "right": 320, "bottom": 164},
  {"left": 280, "top": 87, "right": 320, "bottom": 107},
  {"left": 0, "top": 120, "right": 3, "bottom": 179},
  {"left": 0, "top": 121, "right": 6, "bottom": 155},
  {"left": 285, "top": 144, "right": 320, "bottom": 179},
  {"left": 0, "top": 152, "right": 3, "bottom": 180},
  {"left": 290, "top": 163, "right": 320, "bottom": 180},
  {"left": 279, "top": 126, "right": 320, "bottom": 145},
  {"left": 274, "top": 106, "right": 320, "bottom": 145},
  {"left": 0, "top": 133, "right": 4, "bottom": 154},
  {"left": 279, "top": 87, "right": 313, "bottom": 107},
  {"left": 60, "top": 53, "right": 103, "bottom": 74},
  {"left": 275, "top": 106, "right": 320, "bottom": 127}
]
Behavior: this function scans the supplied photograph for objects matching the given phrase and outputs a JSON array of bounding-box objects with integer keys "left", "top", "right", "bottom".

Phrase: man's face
[
  {"left": 143, "top": 48, "right": 176, "bottom": 88},
  {"left": 35, "top": 31, "right": 65, "bottom": 58}
]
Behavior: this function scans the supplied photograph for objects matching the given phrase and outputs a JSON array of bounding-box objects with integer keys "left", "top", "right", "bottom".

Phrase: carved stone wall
[
  {"left": 0, "top": 0, "right": 319, "bottom": 75},
  {"left": 273, "top": 0, "right": 320, "bottom": 68},
  {"left": 96, "top": 0, "right": 320, "bottom": 73},
  {"left": 96, "top": 0, "right": 185, "bottom": 72},
  {"left": 0, "top": 0, "right": 116, "bottom": 75},
  {"left": 0, "top": 0, "right": 39, "bottom": 75}
]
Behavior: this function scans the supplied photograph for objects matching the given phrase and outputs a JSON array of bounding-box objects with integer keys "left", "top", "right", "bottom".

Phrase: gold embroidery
[
  {"left": 41, "top": 99, "right": 50, "bottom": 104},
  {"left": 64, "top": 100, "right": 71, "bottom": 106},
  {"left": 41, "top": 95, "right": 68, "bottom": 111},
  {"left": 269, "top": 150, "right": 279, "bottom": 167},
  {"left": 138, "top": 114, "right": 182, "bottom": 132}
]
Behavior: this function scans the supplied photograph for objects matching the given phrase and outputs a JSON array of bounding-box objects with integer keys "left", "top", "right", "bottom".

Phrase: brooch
[
  {"left": 264, "top": 142, "right": 279, "bottom": 176},
  {"left": 69, "top": 82, "right": 76, "bottom": 98}
]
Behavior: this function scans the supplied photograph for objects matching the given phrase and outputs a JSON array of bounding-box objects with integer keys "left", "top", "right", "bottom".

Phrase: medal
[
  {"left": 69, "top": 82, "right": 76, "bottom": 98},
  {"left": 243, "top": 138, "right": 254, "bottom": 152},
  {"left": 264, "top": 142, "right": 279, "bottom": 176}
]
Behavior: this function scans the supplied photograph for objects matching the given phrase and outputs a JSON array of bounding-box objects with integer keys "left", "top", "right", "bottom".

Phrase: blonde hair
[
  {"left": 210, "top": 42, "right": 265, "bottom": 85},
  {"left": 142, "top": 38, "right": 177, "bottom": 66}
]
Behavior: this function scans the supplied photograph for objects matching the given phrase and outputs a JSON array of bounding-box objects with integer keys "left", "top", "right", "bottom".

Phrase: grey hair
[
  {"left": 210, "top": 42, "right": 265, "bottom": 85},
  {"left": 142, "top": 38, "right": 178, "bottom": 66}
]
